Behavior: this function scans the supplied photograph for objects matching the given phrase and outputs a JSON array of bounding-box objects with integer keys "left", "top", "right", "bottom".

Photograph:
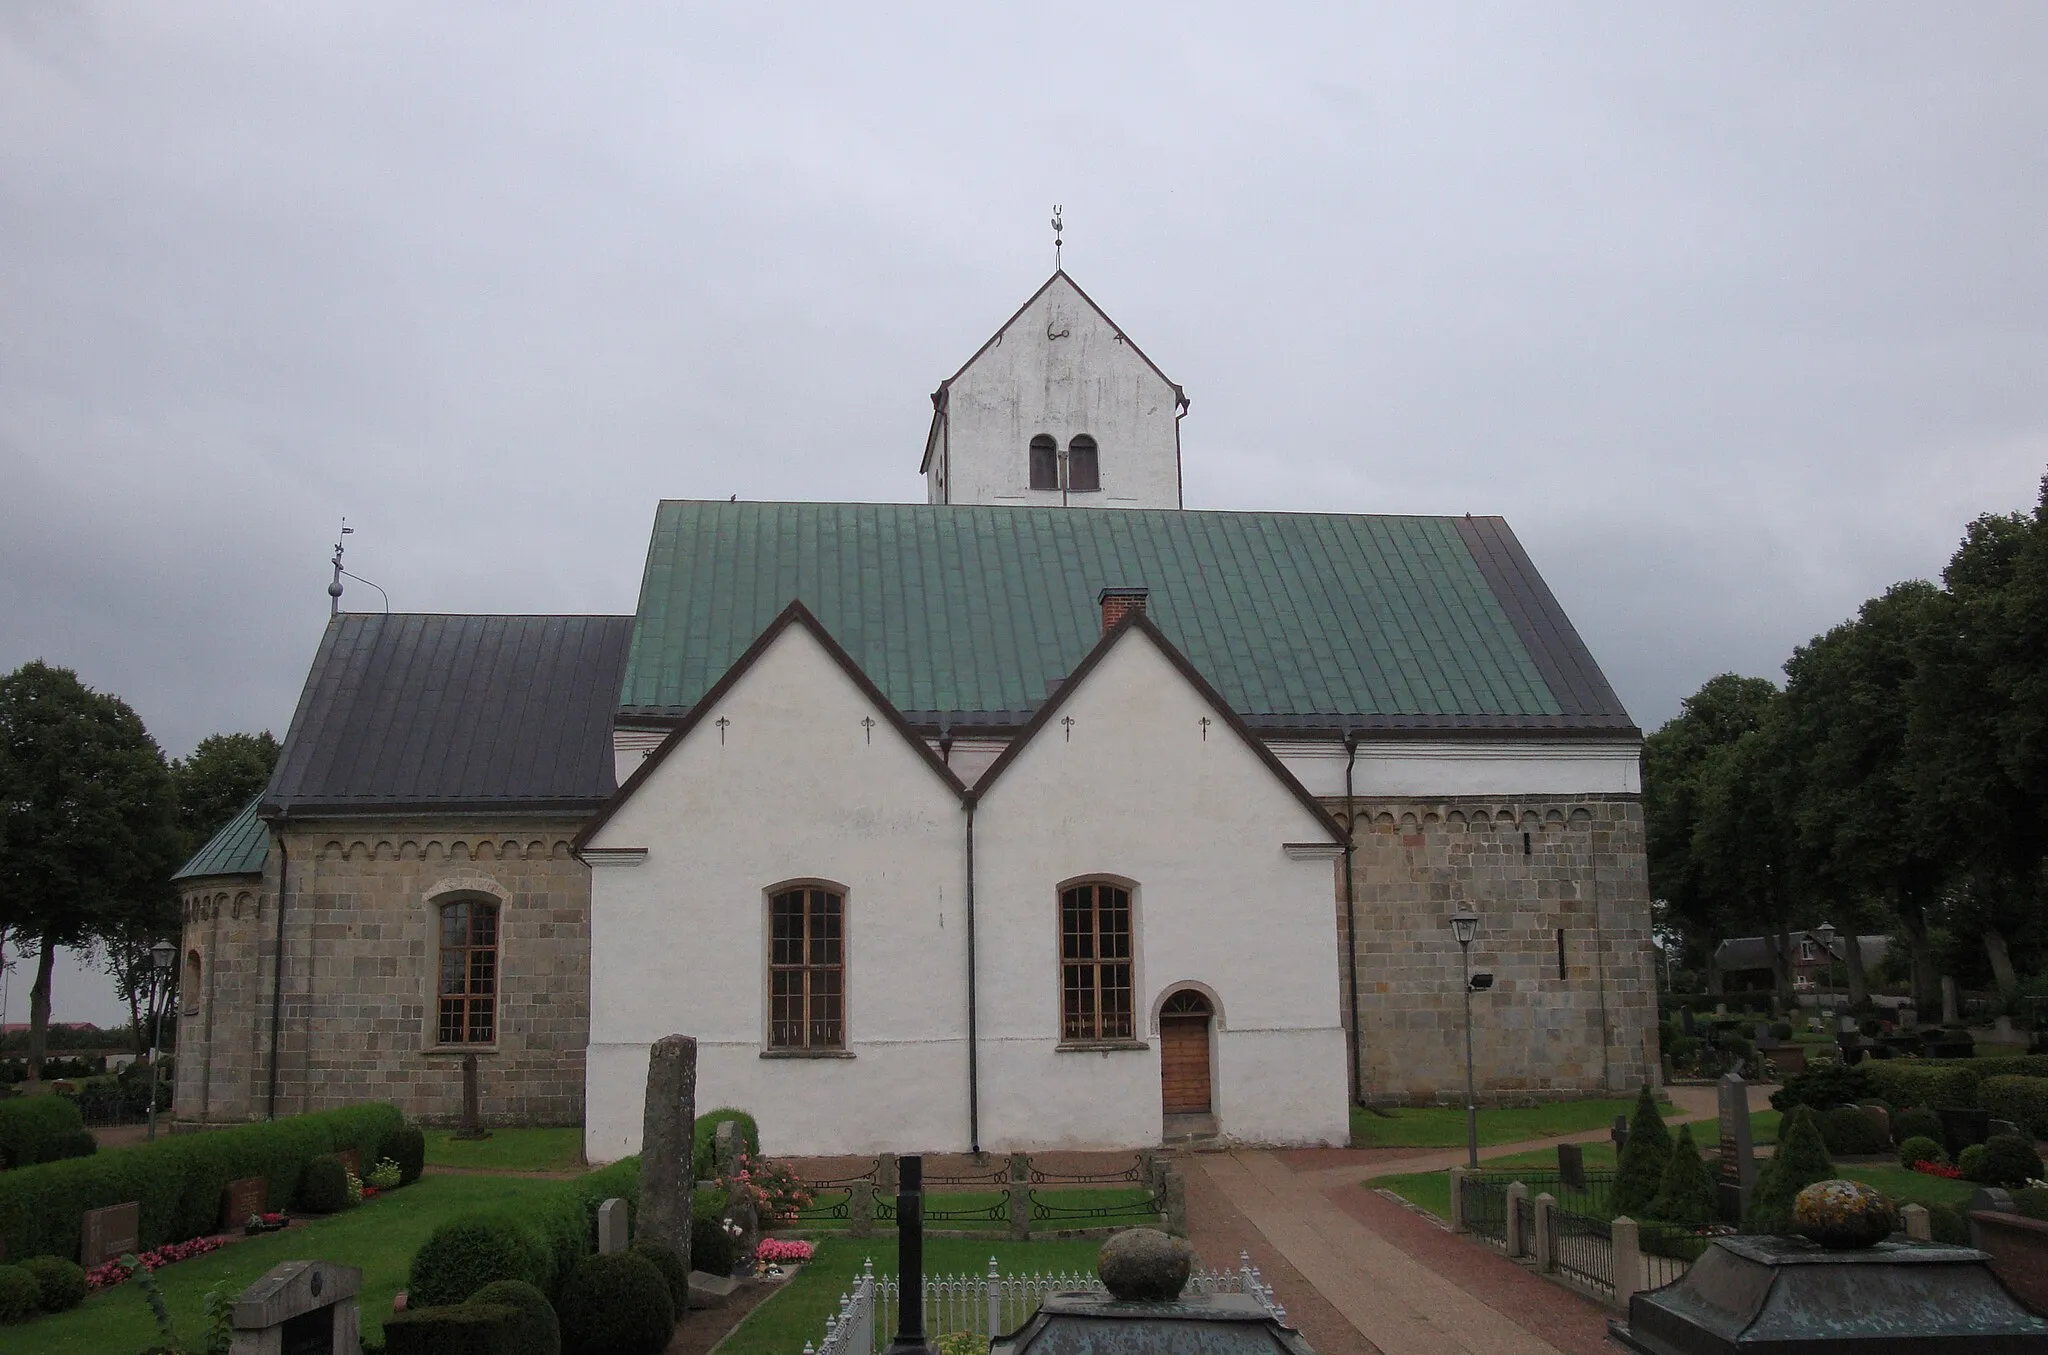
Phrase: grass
[
  {"left": 0, "top": 1173, "right": 561, "bottom": 1355},
  {"left": 720, "top": 1235, "right": 1110, "bottom": 1355},
  {"left": 1349, "top": 1096, "right": 1677, "bottom": 1149},
  {"left": 797, "top": 1188, "right": 1156, "bottom": 1232},
  {"left": 422, "top": 1126, "right": 584, "bottom": 1173}
]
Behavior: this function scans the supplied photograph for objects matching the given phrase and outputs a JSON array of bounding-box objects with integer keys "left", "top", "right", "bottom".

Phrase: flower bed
[
  {"left": 756, "top": 1238, "right": 812, "bottom": 1265},
  {"left": 86, "top": 1236, "right": 225, "bottom": 1293},
  {"left": 1912, "top": 1160, "right": 1963, "bottom": 1180}
]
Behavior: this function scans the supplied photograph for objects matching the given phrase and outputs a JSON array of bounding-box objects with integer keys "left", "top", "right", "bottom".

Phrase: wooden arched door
[{"left": 1159, "top": 990, "right": 1213, "bottom": 1115}]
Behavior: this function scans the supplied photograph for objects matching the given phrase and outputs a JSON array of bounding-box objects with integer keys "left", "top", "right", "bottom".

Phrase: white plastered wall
[
  {"left": 972, "top": 629, "right": 1350, "bottom": 1149},
  {"left": 934, "top": 274, "right": 1181, "bottom": 510},
  {"left": 582, "top": 623, "right": 969, "bottom": 1162}
]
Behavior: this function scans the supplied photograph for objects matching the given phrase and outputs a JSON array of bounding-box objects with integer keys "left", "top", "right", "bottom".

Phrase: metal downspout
[
  {"left": 965, "top": 799, "right": 981, "bottom": 1153},
  {"left": 267, "top": 833, "right": 289, "bottom": 1120},
  {"left": 1343, "top": 730, "right": 1362, "bottom": 1105}
]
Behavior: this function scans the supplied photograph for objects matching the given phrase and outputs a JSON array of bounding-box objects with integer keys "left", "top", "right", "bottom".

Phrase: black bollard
[{"left": 887, "top": 1154, "right": 934, "bottom": 1355}]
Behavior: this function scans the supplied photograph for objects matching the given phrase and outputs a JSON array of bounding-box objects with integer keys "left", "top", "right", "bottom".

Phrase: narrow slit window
[
  {"left": 1060, "top": 882, "right": 1132, "bottom": 1041},
  {"left": 438, "top": 900, "right": 499, "bottom": 1044},
  {"left": 1029, "top": 435, "right": 1059, "bottom": 490},
  {"left": 770, "top": 887, "right": 845, "bottom": 1049},
  {"left": 1556, "top": 927, "right": 1567, "bottom": 981},
  {"left": 1067, "top": 435, "right": 1099, "bottom": 492}
]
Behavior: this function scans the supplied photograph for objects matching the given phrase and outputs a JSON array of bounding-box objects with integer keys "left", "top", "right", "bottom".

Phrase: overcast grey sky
[{"left": 4, "top": 5, "right": 2046, "bottom": 1019}]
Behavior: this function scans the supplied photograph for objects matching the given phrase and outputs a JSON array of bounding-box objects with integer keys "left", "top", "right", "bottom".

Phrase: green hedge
[
  {"left": 0, "top": 1102, "right": 400, "bottom": 1261},
  {"left": 0, "top": 1096, "right": 90, "bottom": 1169},
  {"left": 1982, "top": 1076, "right": 2048, "bottom": 1140},
  {"left": 1864, "top": 1061, "right": 1983, "bottom": 1110},
  {"left": 383, "top": 1301, "right": 518, "bottom": 1355},
  {"left": 409, "top": 1157, "right": 642, "bottom": 1306}
]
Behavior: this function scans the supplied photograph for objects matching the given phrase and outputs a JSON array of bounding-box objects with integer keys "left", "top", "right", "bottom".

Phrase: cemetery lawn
[
  {"left": 423, "top": 1126, "right": 584, "bottom": 1172},
  {"left": 720, "top": 1235, "right": 1108, "bottom": 1355},
  {"left": 0, "top": 1173, "right": 559, "bottom": 1355},
  {"left": 1349, "top": 1096, "right": 1674, "bottom": 1148}
]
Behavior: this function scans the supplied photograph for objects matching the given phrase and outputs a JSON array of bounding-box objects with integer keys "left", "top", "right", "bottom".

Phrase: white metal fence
[{"left": 803, "top": 1253, "right": 1287, "bottom": 1354}]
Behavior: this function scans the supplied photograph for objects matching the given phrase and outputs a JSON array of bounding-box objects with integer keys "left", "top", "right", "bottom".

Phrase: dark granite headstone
[
  {"left": 1557, "top": 1142, "right": 1587, "bottom": 1193},
  {"left": 223, "top": 1176, "right": 268, "bottom": 1230},
  {"left": 1716, "top": 1074, "right": 1755, "bottom": 1221},
  {"left": 81, "top": 1201, "right": 138, "bottom": 1268},
  {"left": 232, "top": 1260, "right": 362, "bottom": 1355}
]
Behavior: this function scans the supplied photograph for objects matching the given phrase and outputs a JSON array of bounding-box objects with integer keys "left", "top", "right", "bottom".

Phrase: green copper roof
[
  {"left": 172, "top": 797, "right": 269, "bottom": 881},
  {"left": 619, "top": 501, "right": 1634, "bottom": 734}
]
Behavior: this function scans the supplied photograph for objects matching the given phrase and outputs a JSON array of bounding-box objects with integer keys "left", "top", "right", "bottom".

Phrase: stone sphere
[
  {"left": 1097, "top": 1228, "right": 1195, "bottom": 1301},
  {"left": 1793, "top": 1179, "right": 1897, "bottom": 1250}
]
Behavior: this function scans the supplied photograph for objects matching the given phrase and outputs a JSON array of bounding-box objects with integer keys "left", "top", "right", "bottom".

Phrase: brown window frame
[
  {"left": 1028, "top": 434, "right": 1059, "bottom": 490},
  {"left": 769, "top": 885, "right": 846, "bottom": 1051},
  {"left": 1066, "top": 435, "right": 1100, "bottom": 492},
  {"left": 437, "top": 899, "right": 499, "bottom": 1046},
  {"left": 1060, "top": 881, "right": 1133, "bottom": 1042}
]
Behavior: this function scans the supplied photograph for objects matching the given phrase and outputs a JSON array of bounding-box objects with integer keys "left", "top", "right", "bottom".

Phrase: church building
[{"left": 173, "top": 268, "right": 1655, "bottom": 1156}]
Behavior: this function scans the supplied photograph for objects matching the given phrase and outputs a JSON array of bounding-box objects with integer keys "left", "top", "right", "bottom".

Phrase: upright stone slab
[
  {"left": 636, "top": 1034, "right": 696, "bottom": 1271},
  {"left": 229, "top": 1260, "right": 362, "bottom": 1355},
  {"left": 222, "top": 1176, "right": 268, "bottom": 1231},
  {"left": 877, "top": 1152, "right": 899, "bottom": 1195},
  {"left": 1557, "top": 1142, "right": 1587, "bottom": 1193},
  {"left": 1942, "top": 976, "right": 1960, "bottom": 1025},
  {"left": 714, "top": 1119, "right": 741, "bottom": 1177},
  {"left": 1861, "top": 1105, "right": 1892, "bottom": 1146},
  {"left": 81, "top": 1201, "right": 139, "bottom": 1269},
  {"left": 849, "top": 1180, "right": 875, "bottom": 1238},
  {"left": 596, "top": 1198, "right": 629, "bottom": 1255},
  {"left": 1716, "top": 1073, "right": 1755, "bottom": 1222},
  {"left": 453, "top": 1052, "right": 487, "bottom": 1140}
]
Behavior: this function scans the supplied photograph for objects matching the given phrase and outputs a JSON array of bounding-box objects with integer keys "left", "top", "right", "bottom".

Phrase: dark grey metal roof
[
  {"left": 262, "top": 613, "right": 634, "bottom": 817},
  {"left": 172, "top": 796, "right": 268, "bottom": 881}
]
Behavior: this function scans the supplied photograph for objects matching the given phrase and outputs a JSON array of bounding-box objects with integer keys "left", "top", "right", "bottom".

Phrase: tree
[
  {"left": 1645, "top": 1124, "right": 1719, "bottom": 1229},
  {"left": 168, "top": 731, "right": 279, "bottom": 857},
  {"left": 1614, "top": 1084, "right": 1674, "bottom": 1218},
  {"left": 1643, "top": 675, "right": 1781, "bottom": 983},
  {"left": 1741, "top": 1105, "right": 1835, "bottom": 1234},
  {"left": 0, "top": 662, "right": 182, "bottom": 1078}
]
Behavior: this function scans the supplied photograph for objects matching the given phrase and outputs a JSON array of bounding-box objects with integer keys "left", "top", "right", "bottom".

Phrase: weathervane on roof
[
  {"left": 1050, "top": 204, "right": 1063, "bottom": 270},
  {"left": 329, "top": 519, "right": 353, "bottom": 616}
]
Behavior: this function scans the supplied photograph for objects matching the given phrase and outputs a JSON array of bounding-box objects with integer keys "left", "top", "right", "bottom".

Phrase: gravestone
[
  {"left": 452, "top": 1052, "right": 488, "bottom": 1140},
  {"left": 1716, "top": 1073, "right": 1756, "bottom": 1222},
  {"left": 1557, "top": 1142, "right": 1587, "bottom": 1193},
  {"left": 1943, "top": 976, "right": 1960, "bottom": 1025},
  {"left": 1989, "top": 1119, "right": 2023, "bottom": 1142},
  {"left": 229, "top": 1259, "right": 361, "bottom": 1355},
  {"left": 1900, "top": 1007, "right": 1918, "bottom": 1029},
  {"left": 714, "top": 1119, "right": 741, "bottom": 1177},
  {"left": 1995, "top": 1015, "right": 2016, "bottom": 1042},
  {"left": 877, "top": 1152, "right": 899, "bottom": 1194},
  {"left": 849, "top": 1180, "right": 875, "bottom": 1238},
  {"left": 1754, "top": 1023, "right": 1775, "bottom": 1048},
  {"left": 1839, "top": 1014, "right": 1859, "bottom": 1035},
  {"left": 722, "top": 1184, "right": 758, "bottom": 1273},
  {"left": 596, "top": 1198, "right": 629, "bottom": 1254},
  {"left": 1860, "top": 1105, "right": 1891, "bottom": 1146},
  {"left": 81, "top": 1201, "right": 139, "bottom": 1269},
  {"left": 1971, "top": 1188, "right": 2017, "bottom": 1215},
  {"left": 223, "top": 1176, "right": 268, "bottom": 1230},
  {"left": 334, "top": 1149, "right": 362, "bottom": 1181},
  {"left": 635, "top": 1034, "right": 696, "bottom": 1272}
]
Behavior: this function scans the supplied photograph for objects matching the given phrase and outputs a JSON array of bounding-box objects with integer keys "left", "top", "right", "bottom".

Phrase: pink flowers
[
  {"left": 86, "top": 1236, "right": 226, "bottom": 1293},
  {"left": 756, "top": 1238, "right": 813, "bottom": 1264}
]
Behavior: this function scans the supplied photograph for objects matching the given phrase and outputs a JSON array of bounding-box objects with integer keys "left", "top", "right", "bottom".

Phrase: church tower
[{"left": 921, "top": 272, "right": 1189, "bottom": 509}]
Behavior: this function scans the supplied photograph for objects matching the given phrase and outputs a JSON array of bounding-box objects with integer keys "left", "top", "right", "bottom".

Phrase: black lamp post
[
  {"left": 1449, "top": 911, "right": 1480, "bottom": 1169},
  {"left": 146, "top": 939, "right": 175, "bottom": 1143},
  {"left": 886, "top": 1154, "right": 934, "bottom": 1355}
]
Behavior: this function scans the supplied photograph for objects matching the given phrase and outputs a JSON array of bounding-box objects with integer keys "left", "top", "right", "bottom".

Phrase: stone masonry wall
[
  {"left": 175, "top": 872, "right": 269, "bottom": 1124},
  {"left": 1329, "top": 794, "right": 1657, "bottom": 1105},
  {"left": 176, "top": 817, "right": 592, "bottom": 1128}
]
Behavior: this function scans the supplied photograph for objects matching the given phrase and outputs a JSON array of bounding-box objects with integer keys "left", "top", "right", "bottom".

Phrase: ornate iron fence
[
  {"left": 1027, "top": 1187, "right": 1165, "bottom": 1226},
  {"left": 1549, "top": 1201, "right": 1614, "bottom": 1301},
  {"left": 1459, "top": 1174, "right": 1510, "bottom": 1249}
]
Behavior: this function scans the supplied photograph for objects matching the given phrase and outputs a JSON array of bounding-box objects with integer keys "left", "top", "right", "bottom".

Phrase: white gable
[{"left": 925, "top": 273, "right": 1185, "bottom": 510}]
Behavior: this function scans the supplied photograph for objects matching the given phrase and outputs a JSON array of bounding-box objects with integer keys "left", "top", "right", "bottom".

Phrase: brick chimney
[{"left": 1098, "top": 586, "right": 1149, "bottom": 632}]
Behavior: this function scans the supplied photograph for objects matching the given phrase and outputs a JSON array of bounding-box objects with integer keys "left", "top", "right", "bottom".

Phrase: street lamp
[
  {"left": 146, "top": 939, "right": 175, "bottom": 1143},
  {"left": 1449, "top": 911, "right": 1480, "bottom": 1169}
]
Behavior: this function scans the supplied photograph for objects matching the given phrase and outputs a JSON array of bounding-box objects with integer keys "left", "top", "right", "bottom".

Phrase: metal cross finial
[
  {"left": 715, "top": 716, "right": 731, "bottom": 745},
  {"left": 1199, "top": 716, "right": 1212, "bottom": 741},
  {"left": 1050, "top": 204, "right": 1063, "bottom": 270},
  {"left": 861, "top": 715, "right": 877, "bottom": 744},
  {"left": 1060, "top": 714, "right": 1075, "bottom": 742}
]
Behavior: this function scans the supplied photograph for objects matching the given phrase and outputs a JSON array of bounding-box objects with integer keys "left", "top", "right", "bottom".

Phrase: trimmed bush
[
  {"left": 1613, "top": 1085, "right": 1672, "bottom": 1218},
  {"left": 46, "top": 1129, "right": 96, "bottom": 1163},
  {"left": 1898, "top": 1136, "right": 1946, "bottom": 1169},
  {"left": 1818, "top": 1107, "right": 1886, "bottom": 1156},
  {"left": 0, "top": 1101, "right": 400, "bottom": 1262},
  {"left": 1644, "top": 1124, "right": 1718, "bottom": 1229},
  {"left": 1973, "top": 1134, "right": 2044, "bottom": 1188},
  {"left": 630, "top": 1239, "right": 688, "bottom": 1313},
  {"left": 1958, "top": 1144, "right": 1988, "bottom": 1181},
  {"left": 556, "top": 1252, "right": 673, "bottom": 1355},
  {"left": 19, "top": 1255, "right": 86, "bottom": 1313},
  {"left": 408, "top": 1216, "right": 551, "bottom": 1308},
  {"left": 2015, "top": 1187, "right": 2048, "bottom": 1221},
  {"left": 297, "top": 1155, "right": 354, "bottom": 1214},
  {"left": 690, "top": 1211, "right": 736, "bottom": 1280},
  {"left": 1893, "top": 1107, "right": 1943, "bottom": 1145},
  {"left": 1769, "top": 1021, "right": 1794, "bottom": 1043},
  {"left": 383, "top": 1301, "right": 518, "bottom": 1355},
  {"left": 1770, "top": 1063, "right": 1878, "bottom": 1115},
  {"left": 1927, "top": 1202, "right": 1970, "bottom": 1245},
  {"left": 1742, "top": 1106, "right": 1834, "bottom": 1234},
  {"left": 0, "top": 1265, "right": 37, "bottom": 1323},
  {"left": 0, "top": 1096, "right": 88, "bottom": 1170},
  {"left": 470, "top": 1279, "right": 561, "bottom": 1355},
  {"left": 1967, "top": 1055, "right": 2048, "bottom": 1082},
  {"left": 381, "top": 1124, "right": 428, "bottom": 1187},
  {"left": 1981, "top": 1076, "right": 2048, "bottom": 1141},
  {"left": 1865, "top": 1061, "right": 1981, "bottom": 1110},
  {"left": 691, "top": 1108, "right": 760, "bottom": 1180}
]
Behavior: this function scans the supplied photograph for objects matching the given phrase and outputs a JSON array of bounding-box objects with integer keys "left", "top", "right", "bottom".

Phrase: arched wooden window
[
  {"left": 1060, "top": 881, "right": 1132, "bottom": 1041},
  {"left": 1029, "top": 435, "right": 1059, "bottom": 490},
  {"left": 437, "top": 899, "right": 498, "bottom": 1045},
  {"left": 769, "top": 886, "right": 845, "bottom": 1049},
  {"left": 1066, "top": 435, "right": 1099, "bottom": 492}
]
